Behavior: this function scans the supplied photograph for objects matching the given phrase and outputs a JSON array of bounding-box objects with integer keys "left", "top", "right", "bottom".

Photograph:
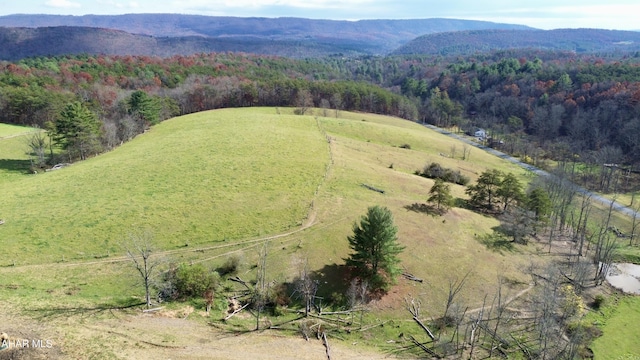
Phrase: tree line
[{"left": 0, "top": 53, "right": 416, "bottom": 164}]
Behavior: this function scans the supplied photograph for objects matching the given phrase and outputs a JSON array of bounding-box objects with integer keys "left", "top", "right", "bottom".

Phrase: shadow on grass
[
  {"left": 0, "top": 159, "right": 32, "bottom": 174},
  {"left": 475, "top": 231, "right": 515, "bottom": 255},
  {"left": 312, "top": 263, "right": 352, "bottom": 308},
  {"left": 404, "top": 203, "right": 446, "bottom": 217},
  {"left": 28, "top": 297, "right": 145, "bottom": 320}
]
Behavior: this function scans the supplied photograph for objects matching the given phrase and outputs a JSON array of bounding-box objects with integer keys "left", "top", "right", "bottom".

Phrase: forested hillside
[
  {"left": 0, "top": 53, "right": 416, "bottom": 165},
  {"left": 0, "top": 14, "right": 532, "bottom": 55},
  {"left": 393, "top": 28, "right": 640, "bottom": 55},
  {"left": 319, "top": 50, "right": 640, "bottom": 183},
  {"left": 2, "top": 49, "right": 640, "bottom": 193}
]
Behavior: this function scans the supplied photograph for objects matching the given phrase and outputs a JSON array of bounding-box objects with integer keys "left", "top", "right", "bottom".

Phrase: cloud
[{"left": 45, "top": 0, "right": 81, "bottom": 8}]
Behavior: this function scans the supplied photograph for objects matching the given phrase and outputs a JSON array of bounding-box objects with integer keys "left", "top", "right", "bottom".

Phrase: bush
[
  {"left": 417, "top": 162, "right": 470, "bottom": 185},
  {"left": 592, "top": 294, "right": 605, "bottom": 310},
  {"left": 166, "top": 263, "right": 219, "bottom": 299},
  {"left": 217, "top": 255, "right": 242, "bottom": 276}
]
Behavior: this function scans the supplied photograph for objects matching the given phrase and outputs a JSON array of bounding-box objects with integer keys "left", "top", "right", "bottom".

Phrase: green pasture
[
  {"left": 0, "top": 108, "right": 328, "bottom": 265},
  {"left": 0, "top": 107, "right": 535, "bottom": 316},
  {"left": 587, "top": 296, "right": 640, "bottom": 359},
  {"left": 2, "top": 108, "right": 638, "bottom": 358},
  {"left": 0, "top": 123, "right": 36, "bottom": 138}
]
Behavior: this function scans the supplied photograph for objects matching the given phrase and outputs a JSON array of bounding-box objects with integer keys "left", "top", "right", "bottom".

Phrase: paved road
[{"left": 424, "top": 124, "right": 640, "bottom": 219}]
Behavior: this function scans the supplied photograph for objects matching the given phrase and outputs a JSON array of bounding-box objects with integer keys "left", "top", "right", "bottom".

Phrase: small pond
[{"left": 606, "top": 263, "right": 640, "bottom": 294}]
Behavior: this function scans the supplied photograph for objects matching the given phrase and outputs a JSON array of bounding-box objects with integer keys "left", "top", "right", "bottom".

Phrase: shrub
[
  {"left": 592, "top": 294, "right": 605, "bottom": 310},
  {"left": 168, "top": 263, "right": 220, "bottom": 299},
  {"left": 417, "top": 162, "right": 470, "bottom": 185},
  {"left": 217, "top": 255, "right": 242, "bottom": 276}
]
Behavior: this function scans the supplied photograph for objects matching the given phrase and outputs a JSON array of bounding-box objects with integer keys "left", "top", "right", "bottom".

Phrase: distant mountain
[
  {"left": 392, "top": 28, "right": 640, "bottom": 56},
  {"left": 0, "top": 14, "right": 533, "bottom": 59},
  {"left": 0, "top": 26, "right": 375, "bottom": 60}
]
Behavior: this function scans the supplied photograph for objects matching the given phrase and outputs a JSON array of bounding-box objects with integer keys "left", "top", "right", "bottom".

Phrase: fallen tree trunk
[
  {"left": 361, "top": 183, "right": 385, "bottom": 194},
  {"left": 413, "top": 316, "right": 435, "bottom": 340},
  {"left": 224, "top": 303, "right": 249, "bottom": 321},
  {"left": 322, "top": 332, "right": 332, "bottom": 360}
]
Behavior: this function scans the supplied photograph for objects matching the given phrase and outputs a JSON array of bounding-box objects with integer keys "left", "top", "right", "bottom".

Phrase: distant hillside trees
[{"left": 345, "top": 206, "right": 405, "bottom": 291}]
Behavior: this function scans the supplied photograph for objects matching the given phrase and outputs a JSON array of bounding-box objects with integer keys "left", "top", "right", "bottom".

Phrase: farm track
[{"left": 0, "top": 129, "right": 42, "bottom": 141}]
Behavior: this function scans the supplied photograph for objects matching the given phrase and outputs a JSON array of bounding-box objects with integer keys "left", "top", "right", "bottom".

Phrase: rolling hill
[
  {"left": 0, "top": 14, "right": 532, "bottom": 59},
  {"left": 0, "top": 107, "right": 535, "bottom": 357},
  {"left": 392, "top": 28, "right": 640, "bottom": 55}
]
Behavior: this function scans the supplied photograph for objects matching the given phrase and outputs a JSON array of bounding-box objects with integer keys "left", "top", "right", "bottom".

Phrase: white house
[{"left": 474, "top": 128, "right": 487, "bottom": 139}]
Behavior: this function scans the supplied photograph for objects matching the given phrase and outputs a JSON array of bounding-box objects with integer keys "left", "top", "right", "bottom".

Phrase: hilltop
[{"left": 392, "top": 28, "right": 640, "bottom": 55}]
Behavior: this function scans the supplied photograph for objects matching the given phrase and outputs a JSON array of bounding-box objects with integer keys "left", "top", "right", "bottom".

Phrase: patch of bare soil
[
  {"left": 1, "top": 301, "right": 391, "bottom": 360},
  {"left": 75, "top": 311, "right": 392, "bottom": 360},
  {"left": 0, "top": 305, "right": 63, "bottom": 359}
]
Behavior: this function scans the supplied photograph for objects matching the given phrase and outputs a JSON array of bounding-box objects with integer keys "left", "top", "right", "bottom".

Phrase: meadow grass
[
  {"left": 587, "top": 295, "right": 640, "bottom": 359},
  {"left": 0, "top": 123, "right": 36, "bottom": 138},
  {"left": 0, "top": 108, "right": 328, "bottom": 265},
  {"left": 0, "top": 107, "right": 627, "bottom": 358}
]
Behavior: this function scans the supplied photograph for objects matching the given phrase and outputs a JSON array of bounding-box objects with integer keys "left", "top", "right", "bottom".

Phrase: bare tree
[
  {"left": 124, "top": 230, "right": 162, "bottom": 309},
  {"left": 294, "top": 257, "right": 318, "bottom": 317},
  {"left": 441, "top": 272, "right": 470, "bottom": 331},
  {"left": 593, "top": 197, "right": 619, "bottom": 285},
  {"left": 462, "top": 143, "right": 471, "bottom": 161},
  {"left": 253, "top": 241, "right": 270, "bottom": 330},
  {"left": 574, "top": 194, "right": 593, "bottom": 256},
  {"left": 629, "top": 199, "right": 640, "bottom": 246},
  {"left": 319, "top": 98, "right": 331, "bottom": 117},
  {"left": 294, "top": 89, "right": 313, "bottom": 115}
]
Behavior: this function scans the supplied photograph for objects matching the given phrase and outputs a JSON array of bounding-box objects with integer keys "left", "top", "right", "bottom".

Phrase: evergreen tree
[
  {"left": 466, "top": 169, "right": 503, "bottom": 211},
  {"left": 128, "top": 90, "right": 161, "bottom": 125},
  {"left": 50, "top": 101, "right": 101, "bottom": 160},
  {"left": 498, "top": 172, "right": 524, "bottom": 212},
  {"left": 428, "top": 178, "right": 454, "bottom": 213},
  {"left": 345, "top": 206, "right": 404, "bottom": 291},
  {"left": 527, "top": 187, "right": 552, "bottom": 234}
]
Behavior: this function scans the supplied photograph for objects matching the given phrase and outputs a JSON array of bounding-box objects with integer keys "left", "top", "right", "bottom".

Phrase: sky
[{"left": 0, "top": 0, "right": 638, "bottom": 31}]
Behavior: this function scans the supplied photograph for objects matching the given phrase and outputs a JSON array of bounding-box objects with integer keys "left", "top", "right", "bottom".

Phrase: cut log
[{"left": 402, "top": 272, "right": 423, "bottom": 283}]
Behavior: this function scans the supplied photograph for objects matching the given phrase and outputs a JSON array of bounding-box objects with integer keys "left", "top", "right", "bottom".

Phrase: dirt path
[
  {"left": 0, "top": 130, "right": 39, "bottom": 141},
  {"left": 465, "top": 282, "right": 535, "bottom": 315}
]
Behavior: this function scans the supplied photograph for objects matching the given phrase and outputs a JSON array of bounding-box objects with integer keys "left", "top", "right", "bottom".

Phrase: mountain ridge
[
  {"left": 392, "top": 28, "right": 640, "bottom": 55},
  {"left": 0, "top": 14, "right": 533, "bottom": 58}
]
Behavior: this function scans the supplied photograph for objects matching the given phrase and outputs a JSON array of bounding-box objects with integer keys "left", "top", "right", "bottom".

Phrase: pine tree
[
  {"left": 428, "top": 178, "right": 454, "bottom": 213},
  {"left": 498, "top": 172, "right": 524, "bottom": 212},
  {"left": 50, "top": 101, "right": 101, "bottom": 160},
  {"left": 345, "top": 206, "right": 404, "bottom": 291},
  {"left": 466, "top": 169, "right": 503, "bottom": 211}
]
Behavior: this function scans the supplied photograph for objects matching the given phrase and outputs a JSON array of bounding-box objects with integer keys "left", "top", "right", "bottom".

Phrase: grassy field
[
  {"left": 586, "top": 295, "right": 640, "bottom": 359},
  {"left": 0, "top": 108, "right": 328, "bottom": 265},
  {"left": 0, "top": 108, "right": 636, "bottom": 358}
]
